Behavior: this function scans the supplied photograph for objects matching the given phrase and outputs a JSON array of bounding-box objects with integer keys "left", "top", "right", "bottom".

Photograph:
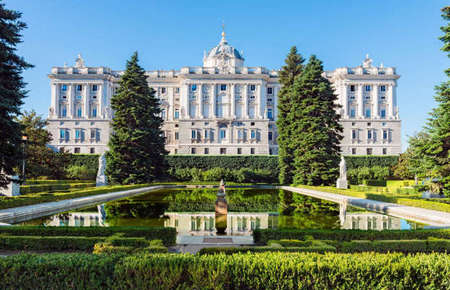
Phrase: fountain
[{"left": 215, "top": 179, "right": 228, "bottom": 235}]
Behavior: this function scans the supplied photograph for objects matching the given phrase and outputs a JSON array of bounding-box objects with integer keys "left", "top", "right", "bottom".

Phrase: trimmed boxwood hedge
[
  {"left": 0, "top": 252, "right": 448, "bottom": 289},
  {"left": 0, "top": 226, "right": 176, "bottom": 246},
  {"left": 198, "top": 245, "right": 336, "bottom": 255},
  {"left": 253, "top": 229, "right": 450, "bottom": 244},
  {"left": 69, "top": 154, "right": 100, "bottom": 172},
  {"left": 166, "top": 155, "right": 279, "bottom": 171},
  {"left": 20, "top": 182, "right": 96, "bottom": 194}
]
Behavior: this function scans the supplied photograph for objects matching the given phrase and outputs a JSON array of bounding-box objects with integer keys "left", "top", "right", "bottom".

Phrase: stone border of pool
[{"left": 0, "top": 184, "right": 449, "bottom": 227}]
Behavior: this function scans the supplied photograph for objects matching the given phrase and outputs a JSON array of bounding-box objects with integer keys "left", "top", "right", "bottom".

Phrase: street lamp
[{"left": 22, "top": 135, "right": 27, "bottom": 184}]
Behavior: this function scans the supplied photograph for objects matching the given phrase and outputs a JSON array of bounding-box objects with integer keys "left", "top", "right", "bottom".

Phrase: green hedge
[
  {"left": 0, "top": 226, "right": 176, "bottom": 246},
  {"left": 68, "top": 154, "right": 100, "bottom": 172},
  {"left": 198, "top": 245, "right": 336, "bottom": 255},
  {"left": 1, "top": 252, "right": 448, "bottom": 289},
  {"left": 169, "top": 167, "right": 277, "bottom": 183},
  {"left": 20, "top": 182, "right": 95, "bottom": 194},
  {"left": 344, "top": 156, "right": 399, "bottom": 169},
  {"left": 25, "top": 180, "right": 94, "bottom": 185},
  {"left": 253, "top": 229, "right": 450, "bottom": 244},
  {"left": 0, "top": 235, "right": 102, "bottom": 251},
  {"left": 328, "top": 239, "right": 450, "bottom": 253},
  {"left": 166, "top": 155, "right": 279, "bottom": 171}
]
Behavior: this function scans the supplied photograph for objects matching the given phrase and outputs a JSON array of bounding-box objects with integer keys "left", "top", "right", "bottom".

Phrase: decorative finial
[
  {"left": 75, "top": 54, "right": 85, "bottom": 68},
  {"left": 220, "top": 21, "right": 227, "bottom": 44},
  {"left": 366, "top": 53, "right": 369, "bottom": 59},
  {"left": 362, "top": 53, "right": 372, "bottom": 68}
]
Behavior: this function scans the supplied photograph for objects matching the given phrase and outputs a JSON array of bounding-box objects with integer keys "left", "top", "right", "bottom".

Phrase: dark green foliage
[
  {"left": 20, "top": 182, "right": 95, "bottom": 194},
  {"left": 68, "top": 153, "right": 99, "bottom": 173},
  {"left": 197, "top": 245, "right": 336, "bottom": 255},
  {"left": 106, "top": 52, "right": 167, "bottom": 184},
  {"left": 347, "top": 166, "right": 391, "bottom": 185},
  {"left": 0, "top": 3, "right": 33, "bottom": 188},
  {"left": 166, "top": 155, "right": 278, "bottom": 171},
  {"left": 277, "top": 47, "right": 305, "bottom": 184},
  {"left": 0, "top": 226, "right": 176, "bottom": 246},
  {"left": 344, "top": 155, "right": 399, "bottom": 169},
  {"left": 169, "top": 167, "right": 277, "bottom": 183},
  {"left": 2, "top": 252, "right": 448, "bottom": 289},
  {"left": 329, "top": 239, "right": 450, "bottom": 254},
  {"left": 290, "top": 56, "right": 343, "bottom": 186},
  {"left": 0, "top": 235, "right": 103, "bottom": 251},
  {"left": 253, "top": 228, "right": 450, "bottom": 244}
]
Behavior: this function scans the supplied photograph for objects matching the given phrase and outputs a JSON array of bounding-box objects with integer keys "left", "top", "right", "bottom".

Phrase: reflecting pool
[{"left": 17, "top": 188, "right": 425, "bottom": 234}]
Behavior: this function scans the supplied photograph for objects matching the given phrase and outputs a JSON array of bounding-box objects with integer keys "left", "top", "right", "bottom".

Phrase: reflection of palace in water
[
  {"left": 164, "top": 212, "right": 278, "bottom": 235},
  {"left": 340, "top": 212, "right": 401, "bottom": 230},
  {"left": 46, "top": 205, "right": 106, "bottom": 227}
]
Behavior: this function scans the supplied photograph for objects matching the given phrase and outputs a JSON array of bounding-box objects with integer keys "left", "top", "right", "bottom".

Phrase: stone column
[
  {"left": 98, "top": 83, "right": 103, "bottom": 119},
  {"left": 342, "top": 85, "right": 348, "bottom": 118},
  {"left": 230, "top": 83, "right": 236, "bottom": 118},
  {"left": 243, "top": 84, "right": 249, "bottom": 118},
  {"left": 273, "top": 86, "right": 278, "bottom": 120},
  {"left": 357, "top": 84, "right": 364, "bottom": 118},
  {"left": 198, "top": 84, "right": 203, "bottom": 119},
  {"left": 68, "top": 84, "right": 74, "bottom": 117},
  {"left": 256, "top": 84, "right": 261, "bottom": 119},
  {"left": 168, "top": 87, "right": 174, "bottom": 121},
  {"left": 388, "top": 84, "right": 394, "bottom": 119},
  {"left": 212, "top": 84, "right": 217, "bottom": 118},
  {"left": 51, "top": 83, "right": 58, "bottom": 118},
  {"left": 259, "top": 82, "right": 266, "bottom": 119},
  {"left": 180, "top": 84, "right": 189, "bottom": 119},
  {"left": 373, "top": 84, "right": 379, "bottom": 119},
  {"left": 83, "top": 84, "right": 89, "bottom": 118}
]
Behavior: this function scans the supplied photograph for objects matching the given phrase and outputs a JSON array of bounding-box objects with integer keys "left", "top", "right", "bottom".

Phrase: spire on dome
[{"left": 220, "top": 22, "right": 227, "bottom": 44}]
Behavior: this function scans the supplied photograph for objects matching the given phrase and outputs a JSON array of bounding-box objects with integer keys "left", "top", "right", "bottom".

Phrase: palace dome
[{"left": 203, "top": 31, "right": 244, "bottom": 69}]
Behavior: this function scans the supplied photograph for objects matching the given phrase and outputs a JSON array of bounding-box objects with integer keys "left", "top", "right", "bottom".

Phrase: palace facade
[{"left": 47, "top": 32, "right": 401, "bottom": 155}]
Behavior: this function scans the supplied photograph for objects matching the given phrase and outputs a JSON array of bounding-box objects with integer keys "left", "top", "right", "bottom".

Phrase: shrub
[
  {"left": 197, "top": 246, "right": 336, "bottom": 255},
  {"left": 92, "top": 242, "right": 135, "bottom": 255},
  {"left": 202, "top": 167, "right": 233, "bottom": 181},
  {"left": 166, "top": 155, "right": 279, "bottom": 171},
  {"left": 66, "top": 165, "right": 97, "bottom": 180},
  {"left": 20, "top": 182, "right": 95, "bottom": 194},
  {"left": 0, "top": 226, "right": 176, "bottom": 246},
  {"left": 135, "top": 246, "right": 168, "bottom": 254},
  {"left": 268, "top": 239, "right": 312, "bottom": 247},
  {"left": 344, "top": 156, "right": 399, "bottom": 169},
  {"left": 329, "top": 239, "right": 450, "bottom": 253},
  {"left": 0, "top": 252, "right": 449, "bottom": 289},
  {"left": 253, "top": 229, "right": 450, "bottom": 244},
  {"left": 0, "top": 235, "right": 102, "bottom": 251}
]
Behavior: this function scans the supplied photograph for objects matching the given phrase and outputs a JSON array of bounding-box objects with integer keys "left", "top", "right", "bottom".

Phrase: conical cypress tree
[
  {"left": 0, "top": 3, "right": 32, "bottom": 188},
  {"left": 276, "top": 46, "right": 304, "bottom": 184},
  {"left": 420, "top": 7, "right": 450, "bottom": 195},
  {"left": 290, "top": 55, "right": 343, "bottom": 186},
  {"left": 106, "top": 52, "right": 167, "bottom": 184}
]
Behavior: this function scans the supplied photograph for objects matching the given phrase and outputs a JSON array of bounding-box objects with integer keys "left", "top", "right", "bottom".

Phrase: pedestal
[
  {"left": 336, "top": 178, "right": 348, "bottom": 189},
  {"left": 0, "top": 175, "right": 20, "bottom": 197}
]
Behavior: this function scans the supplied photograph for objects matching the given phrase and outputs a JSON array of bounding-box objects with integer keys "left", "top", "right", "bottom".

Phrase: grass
[{"left": 295, "top": 184, "right": 450, "bottom": 213}]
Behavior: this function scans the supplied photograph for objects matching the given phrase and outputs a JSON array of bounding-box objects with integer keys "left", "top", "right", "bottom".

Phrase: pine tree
[
  {"left": 0, "top": 3, "right": 32, "bottom": 188},
  {"left": 106, "top": 52, "right": 167, "bottom": 184},
  {"left": 418, "top": 6, "right": 450, "bottom": 195},
  {"left": 290, "top": 55, "right": 343, "bottom": 185},
  {"left": 276, "top": 46, "right": 304, "bottom": 184}
]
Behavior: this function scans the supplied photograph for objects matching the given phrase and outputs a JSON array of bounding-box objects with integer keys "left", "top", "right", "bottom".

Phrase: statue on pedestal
[
  {"left": 0, "top": 175, "right": 20, "bottom": 197},
  {"left": 336, "top": 156, "right": 348, "bottom": 189},
  {"left": 215, "top": 179, "right": 228, "bottom": 235},
  {"left": 96, "top": 153, "right": 108, "bottom": 187}
]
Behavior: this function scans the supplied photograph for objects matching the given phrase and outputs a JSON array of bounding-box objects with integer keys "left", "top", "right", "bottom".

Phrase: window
[
  {"left": 365, "top": 85, "right": 371, "bottom": 91},
  {"left": 204, "top": 148, "right": 209, "bottom": 154},
  {"left": 365, "top": 95, "right": 370, "bottom": 100},
  {"left": 367, "top": 148, "right": 373, "bottom": 155},
  {"left": 204, "top": 129, "right": 209, "bottom": 139},
  {"left": 383, "top": 130, "right": 388, "bottom": 140},
  {"left": 269, "top": 148, "right": 273, "bottom": 155},
  {"left": 77, "top": 85, "right": 82, "bottom": 91},
  {"left": 191, "top": 148, "right": 196, "bottom": 154},
  {"left": 250, "top": 84, "right": 256, "bottom": 91},
  {"left": 59, "top": 129, "right": 66, "bottom": 139},
  {"left": 237, "top": 148, "right": 242, "bottom": 154},
  {"left": 350, "top": 85, "right": 355, "bottom": 92},
  {"left": 268, "top": 132, "right": 273, "bottom": 141},
  {"left": 380, "top": 85, "right": 386, "bottom": 92},
  {"left": 76, "top": 95, "right": 82, "bottom": 100},
  {"left": 237, "top": 130, "right": 243, "bottom": 139},
  {"left": 350, "top": 108, "right": 356, "bottom": 118},
  {"left": 220, "top": 84, "right": 227, "bottom": 91},
  {"left": 267, "top": 109, "right": 273, "bottom": 120},
  {"left": 90, "top": 148, "right": 95, "bottom": 154},
  {"left": 367, "top": 130, "right": 372, "bottom": 139},
  {"left": 251, "top": 130, "right": 256, "bottom": 139},
  {"left": 380, "top": 95, "right": 386, "bottom": 100},
  {"left": 62, "top": 95, "right": 67, "bottom": 99},
  {"left": 383, "top": 148, "right": 387, "bottom": 155},
  {"left": 191, "top": 84, "right": 197, "bottom": 91},
  {"left": 92, "top": 85, "right": 98, "bottom": 91},
  {"left": 61, "top": 84, "right": 67, "bottom": 91},
  {"left": 251, "top": 122, "right": 255, "bottom": 126},
  {"left": 380, "top": 109, "right": 386, "bottom": 118},
  {"left": 74, "top": 147, "right": 80, "bottom": 153},
  {"left": 175, "top": 132, "right": 179, "bottom": 140},
  {"left": 352, "top": 148, "right": 357, "bottom": 155},
  {"left": 174, "top": 109, "right": 179, "bottom": 119},
  {"left": 161, "top": 87, "right": 166, "bottom": 94},
  {"left": 367, "top": 122, "right": 371, "bottom": 126},
  {"left": 75, "top": 129, "right": 81, "bottom": 140},
  {"left": 220, "top": 148, "right": 226, "bottom": 154},
  {"left": 92, "top": 107, "right": 97, "bottom": 117},
  {"left": 77, "top": 107, "right": 82, "bottom": 117},
  {"left": 62, "top": 106, "right": 67, "bottom": 117},
  {"left": 220, "top": 129, "right": 226, "bottom": 139},
  {"left": 161, "top": 109, "right": 166, "bottom": 120},
  {"left": 250, "top": 148, "right": 255, "bottom": 154},
  {"left": 352, "top": 129, "right": 357, "bottom": 139},
  {"left": 191, "top": 130, "right": 197, "bottom": 139},
  {"left": 365, "top": 109, "right": 371, "bottom": 118},
  {"left": 175, "top": 87, "right": 180, "bottom": 93},
  {"left": 267, "top": 87, "right": 273, "bottom": 94},
  {"left": 90, "top": 129, "right": 96, "bottom": 139}
]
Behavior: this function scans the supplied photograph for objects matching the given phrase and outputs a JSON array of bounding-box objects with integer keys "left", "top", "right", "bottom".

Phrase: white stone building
[{"left": 47, "top": 32, "right": 401, "bottom": 155}]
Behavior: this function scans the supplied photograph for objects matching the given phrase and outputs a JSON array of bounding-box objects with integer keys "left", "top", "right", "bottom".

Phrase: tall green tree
[
  {"left": 416, "top": 6, "right": 450, "bottom": 195},
  {"left": 17, "top": 110, "right": 68, "bottom": 179},
  {"left": 276, "top": 46, "right": 304, "bottom": 184},
  {"left": 106, "top": 52, "right": 167, "bottom": 184},
  {"left": 290, "top": 55, "right": 343, "bottom": 186},
  {"left": 0, "top": 3, "right": 32, "bottom": 187}
]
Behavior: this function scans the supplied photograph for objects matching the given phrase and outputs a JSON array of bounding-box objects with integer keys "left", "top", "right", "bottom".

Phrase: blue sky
[{"left": 6, "top": 0, "right": 449, "bottom": 151}]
